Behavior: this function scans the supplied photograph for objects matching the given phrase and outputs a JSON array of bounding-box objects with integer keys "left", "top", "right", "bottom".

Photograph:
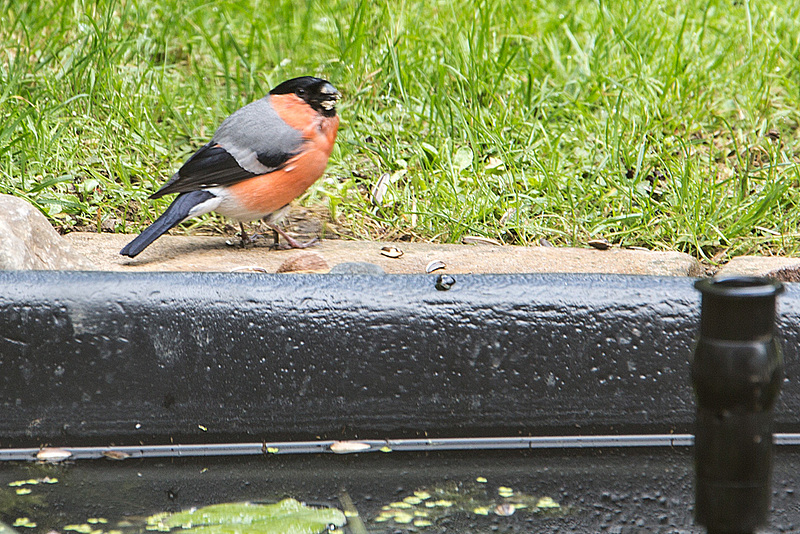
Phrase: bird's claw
[{"left": 270, "top": 236, "right": 319, "bottom": 250}]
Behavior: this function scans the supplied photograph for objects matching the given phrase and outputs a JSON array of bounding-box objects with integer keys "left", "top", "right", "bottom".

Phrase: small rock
[
  {"left": 276, "top": 252, "right": 330, "bottom": 273},
  {"left": 329, "top": 262, "right": 386, "bottom": 275},
  {"left": 0, "top": 195, "right": 96, "bottom": 270},
  {"left": 435, "top": 274, "right": 456, "bottom": 291}
]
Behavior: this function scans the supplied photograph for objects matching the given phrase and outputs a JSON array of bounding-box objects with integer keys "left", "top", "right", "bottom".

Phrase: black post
[{"left": 693, "top": 276, "right": 784, "bottom": 534}]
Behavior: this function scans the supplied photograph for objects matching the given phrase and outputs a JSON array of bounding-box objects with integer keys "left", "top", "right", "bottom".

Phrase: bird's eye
[{"left": 296, "top": 87, "right": 306, "bottom": 96}]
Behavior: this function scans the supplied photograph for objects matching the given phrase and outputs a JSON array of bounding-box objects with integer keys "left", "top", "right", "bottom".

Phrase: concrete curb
[
  {"left": 64, "top": 232, "right": 704, "bottom": 276},
  {"left": 717, "top": 256, "right": 800, "bottom": 281}
]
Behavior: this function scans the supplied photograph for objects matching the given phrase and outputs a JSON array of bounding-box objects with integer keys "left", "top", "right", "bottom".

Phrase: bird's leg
[
  {"left": 267, "top": 223, "right": 319, "bottom": 250},
  {"left": 235, "top": 222, "right": 267, "bottom": 247},
  {"left": 236, "top": 222, "right": 254, "bottom": 247}
]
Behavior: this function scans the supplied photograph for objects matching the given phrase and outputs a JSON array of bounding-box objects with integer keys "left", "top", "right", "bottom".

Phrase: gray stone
[
  {"left": 329, "top": 262, "right": 386, "bottom": 275},
  {"left": 275, "top": 252, "right": 330, "bottom": 273},
  {"left": 0, "top": 195, "right": 96, "bottom": 270}
]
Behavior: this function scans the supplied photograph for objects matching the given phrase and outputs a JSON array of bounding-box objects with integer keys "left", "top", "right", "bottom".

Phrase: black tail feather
[{"left": 120, "top": 191, "right": 215, "bottom": 258}]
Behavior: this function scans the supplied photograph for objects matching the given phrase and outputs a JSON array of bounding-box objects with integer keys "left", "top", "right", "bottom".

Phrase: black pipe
[{"left": 693, "top": 276, "right": 785, "bottom": 534}]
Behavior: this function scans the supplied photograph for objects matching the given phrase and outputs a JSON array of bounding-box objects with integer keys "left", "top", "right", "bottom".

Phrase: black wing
[{"left": 150, "top": 143, "right": 296, "bottom": 199}]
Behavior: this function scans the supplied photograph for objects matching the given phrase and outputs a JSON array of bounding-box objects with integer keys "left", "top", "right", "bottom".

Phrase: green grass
[{"left": 1, "top": 0, "right": 799, "bottom": 261}]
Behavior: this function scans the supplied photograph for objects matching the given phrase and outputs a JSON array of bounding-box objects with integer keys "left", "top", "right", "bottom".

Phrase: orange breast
[{"left": 227, "top": 94, "right": 339, "bottom": 215}]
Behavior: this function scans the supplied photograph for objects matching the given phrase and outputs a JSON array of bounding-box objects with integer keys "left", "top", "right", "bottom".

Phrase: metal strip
[{"left": 5, "top": 434, "right": 800, "bottom": 462}]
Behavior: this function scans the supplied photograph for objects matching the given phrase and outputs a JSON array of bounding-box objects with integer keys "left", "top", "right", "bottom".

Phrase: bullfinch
[{"left": 120, "top": 76, "right": 340, "bottom": 258}]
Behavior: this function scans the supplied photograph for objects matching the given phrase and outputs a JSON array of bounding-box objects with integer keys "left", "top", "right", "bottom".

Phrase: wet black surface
[
  {"left": 0, "top": 272, "right": 753, "bottom": 444},
  {"left": 2, "top": 447, "right": 800, "bottom": 533}
]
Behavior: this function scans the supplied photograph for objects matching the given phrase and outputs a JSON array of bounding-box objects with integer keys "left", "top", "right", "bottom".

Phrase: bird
[{"left": 120, "top": 76, "right": 340, "bottom": 258}]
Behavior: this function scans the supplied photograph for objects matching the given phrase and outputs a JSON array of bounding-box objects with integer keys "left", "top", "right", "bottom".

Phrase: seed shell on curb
[
  {"left": 425, "top": 260, "right": 446, "bottom": 273},
  {"left": 329, "top": 441, "right": 372, "bottom": 454},
  {"left": 380, "top": 246, "right": 404, "bottom": 259},
  {"left": 587, "top": 238, "right": 611, "bottom": 250},
  {"left": 230, "top": 266, "right": 268, "bottom": 273},
  {"left": 35, "top": 448, "right": 72, "bottom": 463},
  {"left": 461, "top": 235, "right": 502, "bottom": 246},
  {"left": 499, "top": 207, "right": 516, "bottom": 226},
  {"left": 102, "top": 450, "right": 131, "bottom": 461},
  {"left": 371, "top": 173, "right": 391, "bottom": 205},
  {"left": 494, "top": 503, "right": 516, "bottom": 516}
]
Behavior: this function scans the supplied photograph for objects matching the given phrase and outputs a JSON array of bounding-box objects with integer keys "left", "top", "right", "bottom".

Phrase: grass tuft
[{"left": 1, "top": 0, "right": 799, "bottom": 261}]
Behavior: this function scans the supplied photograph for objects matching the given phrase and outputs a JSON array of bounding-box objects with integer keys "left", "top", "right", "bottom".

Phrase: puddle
[
  {"left": 3, "top": 447, "right": 796, "bottom": 533},
  {"left": 0, "top": 464, "right": 565, "bottom": 534}
]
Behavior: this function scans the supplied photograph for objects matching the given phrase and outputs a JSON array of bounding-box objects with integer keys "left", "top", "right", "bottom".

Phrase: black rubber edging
[{"left": 1, "top": 271, "right": 798, "bottom": 447}]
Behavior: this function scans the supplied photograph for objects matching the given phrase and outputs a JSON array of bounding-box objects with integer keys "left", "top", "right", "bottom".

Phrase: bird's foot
[
  {"left": 226, "top": 223, "right": 263, "bottom": 248},
  {"left": 270, "top": 237, "right": 320, "bottom": 250},
  {"left": 239, "top": 232, "right": 265, "bottom": 247},
  {"left": 268, "top": 224, "right": 320, "bottom": 250}
]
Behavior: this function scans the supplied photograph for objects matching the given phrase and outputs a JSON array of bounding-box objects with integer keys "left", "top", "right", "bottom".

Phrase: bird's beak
[
  {"left": 319, "top": 82, "right": 341, "bottom": 111},
  {"left": 320, "top": 82, "right": 341, "bottom": 101}
]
